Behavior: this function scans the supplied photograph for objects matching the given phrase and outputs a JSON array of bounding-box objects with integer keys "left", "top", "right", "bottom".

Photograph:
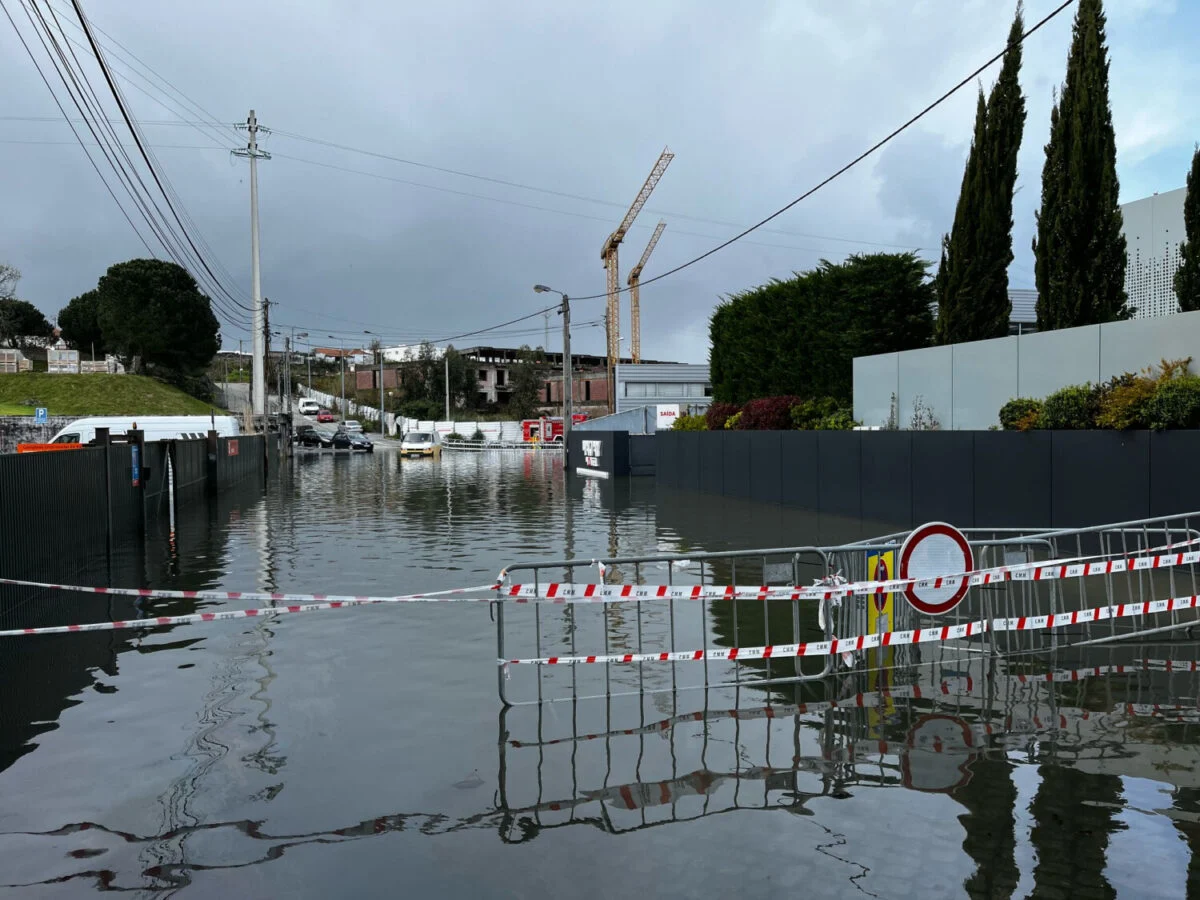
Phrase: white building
[
  {"left": 615, "top": 363, "right": 712, "bottom": 415},
  {"left": 1121, "top": 187, "right": 1187, "bottom": 319}
]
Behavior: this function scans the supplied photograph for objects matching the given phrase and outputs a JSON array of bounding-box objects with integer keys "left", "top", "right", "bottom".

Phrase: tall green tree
[
  {"left": 0, "top": 299, "right": 53, "bottom": 348},
  {"left": 1176, "top": 145, "right": 1200, "bottom": 312},
  {"left": 710, "top": 252, "right": 934, "bottom": 404},
  {"left": 1033, "top": 0, "right": 1130, "bottom": 329},
  {"left": 937, "top": 6, "right": 1026, "bottom": 344},
  {"left": 936, "top": 89, "right": 989, "bottom": 344},
  {"left": 57, "top": 289, "right": 107, "bottom": 357},
  {"left": 96, "top": 259, "right": 219, "bottom": 374}
]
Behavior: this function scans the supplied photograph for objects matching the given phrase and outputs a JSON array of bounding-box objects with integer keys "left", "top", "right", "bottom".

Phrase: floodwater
[{"left": 1, "top": 450, "right": 1198, "bottom": 898}]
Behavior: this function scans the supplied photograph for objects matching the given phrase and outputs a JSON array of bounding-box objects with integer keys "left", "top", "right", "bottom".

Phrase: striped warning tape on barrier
[
  {"left": 0, "top": 584, "right": 499, "bottom": 639},
  {"left": 0, "top": 578, "right": 498, "bottom": 608},
  {"left": 501, "top": 539, "right": 1200, "bottom": 604},
  {"left": 501, "top": 594, "right": 1200, "bottom": 665}
]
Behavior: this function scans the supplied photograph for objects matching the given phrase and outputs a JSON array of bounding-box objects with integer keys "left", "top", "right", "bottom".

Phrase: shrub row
[
  {"left": 998, "top": 358, "right": 1200, "bottom": 431},
  {"left": 690, "top": 396, "right": 857, "bottom": 432}
]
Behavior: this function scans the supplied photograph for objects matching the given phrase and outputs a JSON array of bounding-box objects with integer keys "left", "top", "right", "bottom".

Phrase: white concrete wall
[{"left": 853, "top": 310, "right": 1200, "bottom": 430}]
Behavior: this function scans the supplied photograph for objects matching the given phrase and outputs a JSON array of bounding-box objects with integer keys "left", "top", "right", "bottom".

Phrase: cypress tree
[
  {"left": 936, "top": 90, "right": 988, "bottom": 344},
  {"left": 937, "top": 5, "right": 1026, "bottom": 343},
  {"left": 1176, "top": 145, "right": 1200, "bottom": 312},
  {"left": 974, "top": 5, "right": 1026, "bottom": 338},
  {"left": 1033, "top": 0, "right": 1130, "bottom": 330}
]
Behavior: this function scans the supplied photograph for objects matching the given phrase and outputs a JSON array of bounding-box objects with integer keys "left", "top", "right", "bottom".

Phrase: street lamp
[
  {"left": 291, "top": 330, "right": 310, "bottom": 393},
  {"left": 364, "top": 330, "right": 385, "bottom": 435},
  {"left": 533, "top": 285, "right": 572, "bottom": 449},
  {"left": 327, "top": 334, "right": 346, "bottom": 422}
]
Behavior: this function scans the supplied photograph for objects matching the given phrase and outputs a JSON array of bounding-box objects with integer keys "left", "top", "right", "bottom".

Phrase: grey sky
[{"left": 2, "top": 0, "right": 1197, "bottom": 363}]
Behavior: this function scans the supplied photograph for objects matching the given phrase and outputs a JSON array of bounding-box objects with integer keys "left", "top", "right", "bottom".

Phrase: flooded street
[{"left": 1, "top": 451, "right": 1198, "bottom": 898}]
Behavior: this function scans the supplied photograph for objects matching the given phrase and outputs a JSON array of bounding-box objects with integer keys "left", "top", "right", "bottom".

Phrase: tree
[
  {"left": 1033, "top": 0, "right": 1130, "bottom": 330},
  {"left": 936, "top": 89, "right": 989, "bottom": 344},
  {"left": 57, "top": 289, "right": 107, "bottom": 358},
  {"left": 936, "top": 6, "right": 1025, "bottom": 344},
  {"left": 442, "top": 346, "right": 480, "bottom": 411},
  {"left": 0, "top": 298, "right": 53, "bottom": 349},
  {"left": 1176, "top": 145, "right": 1200, "bottom": 312},
  {"left": 507, "top": 345, "right": 544, "bottom": 420},
  {"left": 0, "top": 263, "right": 18, "bottom": 300},
  {"left": 96, "top": 259, "right": 219, "bottom": 374},
  {"left": 710, "top": 252, "right": 934, "bottom": 404}
]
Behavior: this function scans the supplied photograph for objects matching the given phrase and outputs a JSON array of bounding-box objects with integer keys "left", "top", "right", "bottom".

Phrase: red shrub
[
  {"left": 738, "top": 395, "right": 803, "bottom": 430},
  {"left": 705, "top": 402, "right": 741, "bottom": 431}
]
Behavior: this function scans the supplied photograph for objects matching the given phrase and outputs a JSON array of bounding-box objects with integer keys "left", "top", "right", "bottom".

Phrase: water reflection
[{"left": 1, "top": 454, "right": 1199, "bottom": 896}]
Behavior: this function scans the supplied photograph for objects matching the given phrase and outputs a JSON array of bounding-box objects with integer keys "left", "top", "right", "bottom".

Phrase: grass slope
[{"left": 0, "top": 373, "right": 220, "bottom": 416}]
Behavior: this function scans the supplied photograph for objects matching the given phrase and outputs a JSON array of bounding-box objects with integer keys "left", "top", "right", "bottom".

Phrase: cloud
[{"left": 0, "top": 0, "right": 1196, "bottom": 365}]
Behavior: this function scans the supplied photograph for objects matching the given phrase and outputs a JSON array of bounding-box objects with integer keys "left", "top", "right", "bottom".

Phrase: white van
[
  {"left": 297, "top": 398, "right": 321, "bottom": 416},
  {"left": 50, "top": 415, "right": 241, "bottom": 445}
]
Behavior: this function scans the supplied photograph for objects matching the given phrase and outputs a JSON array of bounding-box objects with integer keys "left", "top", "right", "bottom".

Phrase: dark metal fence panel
[
  {"left": 216, "top": 434, "right": 262, "bottom": 488},
  {"left": 0, "top": 447, "right": 108, "bottom": 579},
  {"left": 106, "top": 443, "right": 142, "bottom": 541},
  {"left": 141, "top": 442, "right": 169, "bottom": 504},
  {"left": 173, "top": 439, "right": 209, "bottom": 494}
]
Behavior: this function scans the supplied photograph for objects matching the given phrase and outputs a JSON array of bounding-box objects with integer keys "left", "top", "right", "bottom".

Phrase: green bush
[
  {"left": 447, "top": 432, "right": 465, "bottom": 441},
  {"left": 724, "top": 411, "right": 743, "bottom": 430},
  {"left": 790, "top": 396, "right": 841, "bottom": 430},
  {"left": 998, "top": 397, "right": 1043, "bottom": 430},
  {"left": 1147, "top": 375, "right": 1200, "bottom": 430},
  {"left": 1095, "top": 373, "right": 1155, "bottom": 430},
  {"left": 471, "top": 428, "right": 485, "bottom": 442},
  {"left": 1040, "top": 384, "right": 1099, "bottom": 429},
  {"left": 814, "top": 408, "right": 858, "bottom": 430},
  {"left": 673, "top": 413, "right": 707, "bottom": 431}
]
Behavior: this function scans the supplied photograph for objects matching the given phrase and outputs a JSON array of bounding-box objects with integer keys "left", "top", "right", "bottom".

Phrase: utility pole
[
  {"left": 444, "top": 353, "right": 450, "bottom": 421},
  {"left": 262, "top": 297, "right": 272, "bottom": 420},
  {"left": 379, "top": 346, "right": 385, "bottom": 435},
  {"left": 233, "top": 110, "right": 271, "bottom": 423},
  {"left": 561, "top": 294, "right": 572, "bottom": 449}
]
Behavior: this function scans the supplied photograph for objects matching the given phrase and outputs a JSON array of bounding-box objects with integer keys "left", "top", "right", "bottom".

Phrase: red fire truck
[{"left": 522, "top": 414, "right": 589, "bottom": 442}]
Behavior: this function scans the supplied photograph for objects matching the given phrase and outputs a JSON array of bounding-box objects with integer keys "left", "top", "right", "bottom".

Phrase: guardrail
[{"left": 442, "top": 440, "right": 562, "bottom": 452}]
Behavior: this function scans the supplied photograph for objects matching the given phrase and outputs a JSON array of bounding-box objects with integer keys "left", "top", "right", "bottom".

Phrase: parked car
[
  {"left": 332, "top": 430, "right": 373, "bottom": 452},
  {"left": 316, "top": 409, "right": 335, "bottom": 423},
  {"left": 295, "top": 428, "right": 332, "bottom": 449},
  {"left": 297, "top": 398, "right": 321, "bottom": 416},
  {"left": 342, "top": 420, "right": 363, "bottom": 433},
  {"left": 400, "top": 431, "right": 437, "bottom": 458}
]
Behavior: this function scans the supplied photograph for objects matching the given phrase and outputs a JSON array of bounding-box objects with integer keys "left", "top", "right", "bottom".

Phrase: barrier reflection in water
[{"left": 4, "top": 642, "right": 1199, "bottom": 893}]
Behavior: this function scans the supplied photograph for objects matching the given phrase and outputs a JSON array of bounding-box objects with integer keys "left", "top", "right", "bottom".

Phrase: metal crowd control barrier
[
  {"left": 495, "top": 643, "right": 1200, "bottom": 842},
  {"left": 496, "top": 512, "right": 1200, "bottom": 707}
]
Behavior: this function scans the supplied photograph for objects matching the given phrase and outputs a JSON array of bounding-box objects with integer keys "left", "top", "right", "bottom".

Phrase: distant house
[{"left": 313, "top": 346, "right": 370, "bottom": 366}]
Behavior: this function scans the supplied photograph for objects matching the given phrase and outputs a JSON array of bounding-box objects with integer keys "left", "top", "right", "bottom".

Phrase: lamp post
[
  {"left": 533, "top": 285, "right": 572, "bottom": 450},
  {"left": 327, "top": 334, "right": 346, "bottom": 422},
  {"left": 364, "top": 330, "right": 385, "bottom": 435}
]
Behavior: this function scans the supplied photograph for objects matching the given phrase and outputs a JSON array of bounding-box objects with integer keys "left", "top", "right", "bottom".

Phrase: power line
[
  {"left": 269, "top": 128, "right": 922, "bottom": 252},
  {"left": 67, "top": 0, "right": 253, "bottom": 316},
  {"left": 568, "top": 0, "right": 1077, "bottom": 302}
]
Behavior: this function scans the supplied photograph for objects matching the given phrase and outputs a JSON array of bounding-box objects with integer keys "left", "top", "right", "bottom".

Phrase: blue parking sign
[{"left": 34, "top": 407, "right": 47, "bottom": 424}]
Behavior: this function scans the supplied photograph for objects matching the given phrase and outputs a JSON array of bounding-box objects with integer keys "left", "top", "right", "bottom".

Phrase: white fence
[
  {"left": 853, "top": 309, "right": 1200, "bottom": 430},
  {"left": 297, "top": 387, "right": 531, "bottom": 442}
]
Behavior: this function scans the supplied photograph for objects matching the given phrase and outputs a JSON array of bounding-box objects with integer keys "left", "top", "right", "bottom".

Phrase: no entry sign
[{"left": 897, "top": 521, "right": 974, "bottom": 616}]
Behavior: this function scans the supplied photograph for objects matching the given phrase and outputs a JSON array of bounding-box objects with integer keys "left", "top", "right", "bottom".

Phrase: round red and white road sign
[{"left": 898, "top": 521, "right": 974, "bottom": 616}]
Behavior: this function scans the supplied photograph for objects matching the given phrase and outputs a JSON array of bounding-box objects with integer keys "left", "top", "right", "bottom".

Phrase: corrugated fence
[{"left": 0, "top": 433, "right": 269, "bottom": 580}]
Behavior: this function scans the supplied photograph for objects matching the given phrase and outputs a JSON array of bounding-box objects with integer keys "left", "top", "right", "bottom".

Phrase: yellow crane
[
  {"left": 627, "top": 220, "right": 666, "bottom": 364},
  {"left": 600, "top": 147, "right": 674, "bottom": 408}
]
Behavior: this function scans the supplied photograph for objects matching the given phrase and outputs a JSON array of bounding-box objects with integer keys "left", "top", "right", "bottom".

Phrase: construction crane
[
  {"left": 627, "top": 221, "right": 666, "bottom": 364},
  {"left": 600, "top": 147, "right": 674, "bottom": 408}
]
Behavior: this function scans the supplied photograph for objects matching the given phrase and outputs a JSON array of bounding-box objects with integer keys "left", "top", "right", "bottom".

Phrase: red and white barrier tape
[
  {"left": 501, "top": 540, "right": 1200, "bottom": 604},
  {"left": 0, "top": 578, "right": 497, "bottom": 609},
  {"left": 0, "top": 583, "right": 498, "bottom": 639},
  {"left": 501, "top": 595, "right": 1200, "bottom": 665}
]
